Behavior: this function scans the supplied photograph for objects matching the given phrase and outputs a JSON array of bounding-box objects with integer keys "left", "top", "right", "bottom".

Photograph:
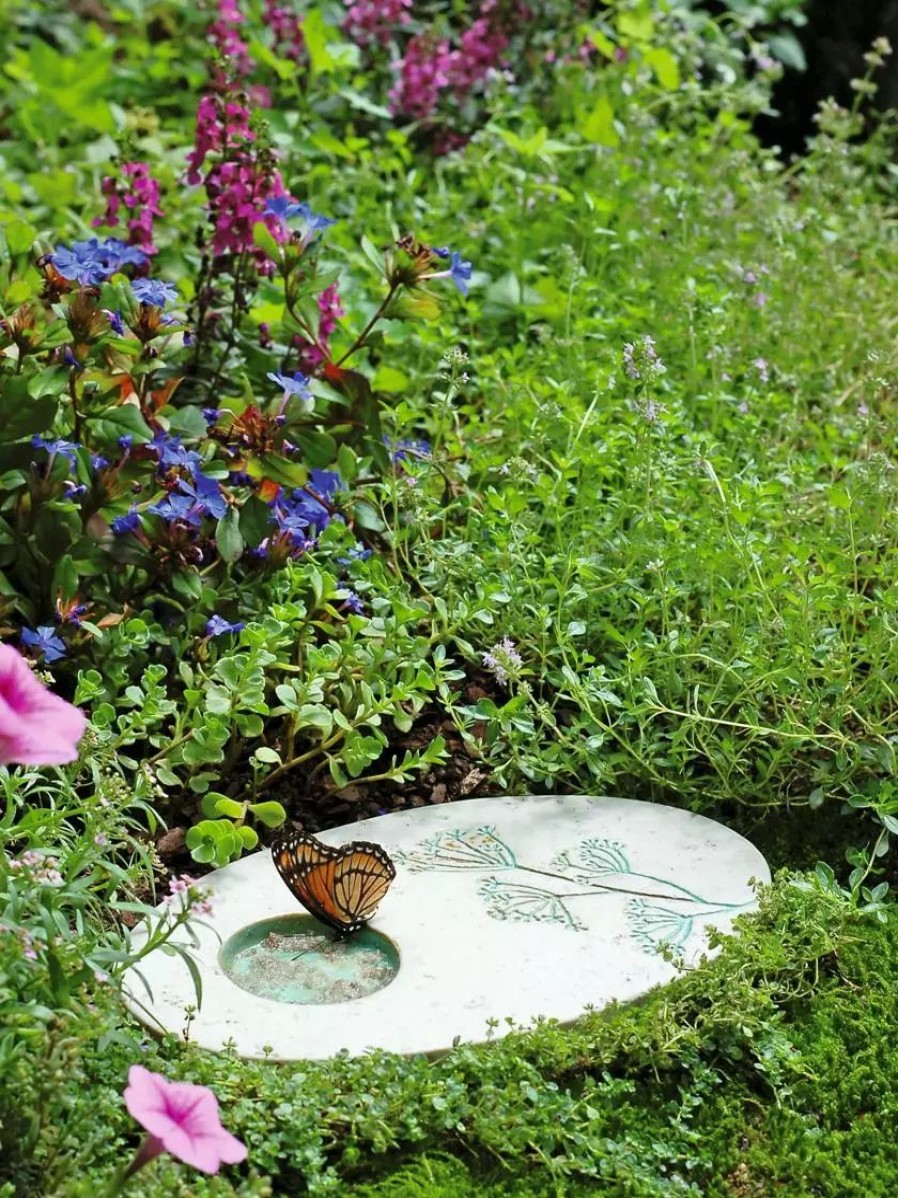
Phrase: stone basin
[{"left": 123, "top": 795, "right": 770, "bottom": 1060}]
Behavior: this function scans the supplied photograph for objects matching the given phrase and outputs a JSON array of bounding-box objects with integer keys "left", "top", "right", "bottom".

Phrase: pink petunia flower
[
  {"left": 124, "top": 1065, "right": 247, "bottom": 1176},
  {"left": 0, "top": 644, "right": 86, "bottom": 765}
]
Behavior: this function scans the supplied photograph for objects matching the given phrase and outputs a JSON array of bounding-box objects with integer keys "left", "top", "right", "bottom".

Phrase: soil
[{"left": 155, "top": 669, "right": 499, "bottom": 873}]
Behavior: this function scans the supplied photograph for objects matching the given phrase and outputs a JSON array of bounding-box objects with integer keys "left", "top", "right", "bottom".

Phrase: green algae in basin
[{"left": 219, "top": 914, "right": 400, "bottom": 1005}]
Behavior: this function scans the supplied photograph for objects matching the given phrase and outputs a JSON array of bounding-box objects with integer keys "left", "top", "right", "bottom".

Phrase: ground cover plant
[{"left": 3, "top": 0, "right": 898, "bottom": 1193}]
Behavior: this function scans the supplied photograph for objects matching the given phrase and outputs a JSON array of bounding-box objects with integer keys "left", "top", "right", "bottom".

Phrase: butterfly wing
[
  {"left": 333, "top": 841, "right": 396, "bottom": 930},
  {"left": 272, "top": 832, "right": 346, "bottom": 934},
  {"left": 272, "top": 832, "right": 396, "bottom": 935}
]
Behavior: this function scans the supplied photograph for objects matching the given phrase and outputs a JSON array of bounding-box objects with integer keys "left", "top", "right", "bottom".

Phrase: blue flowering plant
[{"left": 0, "top": 193, "right": 472, "bottom": 668}]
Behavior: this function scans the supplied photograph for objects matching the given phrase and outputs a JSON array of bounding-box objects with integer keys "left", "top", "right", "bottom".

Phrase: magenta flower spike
[
  {"left": 0, "top": 644, "right": 86, "bottom": 765},
  {"left": 124, "top": 1066, "right": 247, "bottom": 1176}
]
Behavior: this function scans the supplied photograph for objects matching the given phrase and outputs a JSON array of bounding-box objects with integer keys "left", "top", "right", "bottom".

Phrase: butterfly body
[{"left": 271, "top": 831, "right": 396, "bottom": 937}]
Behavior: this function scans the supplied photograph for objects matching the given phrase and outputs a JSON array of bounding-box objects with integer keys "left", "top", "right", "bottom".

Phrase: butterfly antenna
[{"left": 291, "top": 935, "right": 329, "bottom": 963}]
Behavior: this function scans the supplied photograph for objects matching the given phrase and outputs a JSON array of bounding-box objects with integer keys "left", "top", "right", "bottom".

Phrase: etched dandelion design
[
  {"left": 392, "top": 825, "right": 517, "bottom": 872},
  {"left": 394, "top": 825, "right": 753, "bottom": 953},
  {"left": 479, "top": 877, "right": 586, "bottom": 932}
]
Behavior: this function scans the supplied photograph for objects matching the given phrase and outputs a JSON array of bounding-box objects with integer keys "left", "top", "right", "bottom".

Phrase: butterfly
[{"left": 271, "top": 830, "right": 396, "bottom": 938}]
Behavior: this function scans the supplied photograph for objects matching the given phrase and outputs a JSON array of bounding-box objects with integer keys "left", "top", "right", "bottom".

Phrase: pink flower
[
  {"left": 343, "top": 0, "right": 411, "bottom": 47},
  {"left": 124, "top": 1065, "right": 247, "bottom": 1176},
  {"left": 93, "top": 161, "right": 164, "bottom": 257},
  {"left": 0, "top": 644, "right": 86, "bottom": 765}
]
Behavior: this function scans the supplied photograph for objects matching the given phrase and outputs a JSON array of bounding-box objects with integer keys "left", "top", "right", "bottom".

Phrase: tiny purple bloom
[
  {"left": 339, "top": 590, "right": 365, "bottom": 615},
  {"left": 206, "top": 615, "right": 245, "bottom": 637}
]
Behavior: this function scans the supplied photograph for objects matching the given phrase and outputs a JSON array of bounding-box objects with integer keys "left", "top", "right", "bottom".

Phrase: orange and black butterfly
[{"left": 271, "top": 830, "right": 396, "bottom": 938}]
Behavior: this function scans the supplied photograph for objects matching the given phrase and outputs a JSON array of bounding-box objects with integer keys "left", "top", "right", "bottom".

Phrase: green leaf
[
  {"left": 51, "top": 554, "right": 79, "bottom": 603},
  {"left": 237, "top": 826, "right": 259, "bottom": 849},
  {"left": 86, "top": 405, "right": 153, "bottom": 447},
  {"left": 166, "top": 405, "right": 208, "bottom": 438},
  {"left": 580, "top": 95, "right": 620, "bottom": 147},
  {"left": 293, "top": 430, "right": 337, "bottom": 468},
  {"left": 360, "top": 235, "right": 387, "bottom": 275},
  {"left": 303, "top": 7, "right": 337, "bottom": 74},
  {"left": 387, "top": 289, "right": 442, "bottom": 322},
  {"left": 4, "top": 218, "right": 36, "bottom": 256},
  {"left": 617, "top": 8, "right": 653, "bottom": 41},
  {"left": 337, "top": 443, "right": 358, "bottom": 483},
  {"left": 27, "top": 366, "right": 71, "bottom": 399},
  {"left": 238, "top": 495, "right": 273, "bottom": 547},
  {"left": 353, "top": 500, "right": 385, "bottom": 531},
  {"left": 216, "top": 508, "right": 244, "bottom": 564},
  {"left": 167, "top": 942, "right": 204, "bottom": 1008},
  {"left": 252, "top": 220, "right": 281, "bottom": 263},
  {"left": 213, "top": 797, "right": 246, "bottom": 819},
  {"left": 0, "top": 376, "right": 58, "bottom": 441},
  {"left": 644, "top": 48, "right": 680, "bottom": 90},
  {"left": 256, "top": 452, "right": 308, "bottom": 489},
  {"left": 248, "top": 800, "right": 287, "bottom": 828}
]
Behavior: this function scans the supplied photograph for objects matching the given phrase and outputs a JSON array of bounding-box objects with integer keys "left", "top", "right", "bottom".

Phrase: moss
[
  {"left": 340, "top": 891, "right": 898, "bottom": 1198},
  {"left": 12, "top": 877, "right": 898, "bottom": 1198}
]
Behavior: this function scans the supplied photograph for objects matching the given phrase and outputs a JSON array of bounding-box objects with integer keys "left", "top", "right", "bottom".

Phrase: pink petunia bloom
[
  {"left": 124, "top": 1065, "right": 247, "bottom": 1176},
  {"left": 0, "top": 644, "right": 86, "bottom": 765}
]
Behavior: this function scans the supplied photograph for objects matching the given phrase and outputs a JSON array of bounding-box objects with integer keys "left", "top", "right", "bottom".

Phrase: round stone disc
[{"left": 123, "top": 796, "right": 769, "bottom": 1060}]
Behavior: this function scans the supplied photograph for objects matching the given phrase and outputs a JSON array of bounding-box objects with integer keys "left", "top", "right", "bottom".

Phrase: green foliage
[
  {"left": 66, "top": 554, "right": 460, "bottom": 861},
  {"left": 0, "top": 873, "right": 885, "bottom": 1197},
  {"left": 2, "top": 2, "right": 898, "bottom": 1197}
]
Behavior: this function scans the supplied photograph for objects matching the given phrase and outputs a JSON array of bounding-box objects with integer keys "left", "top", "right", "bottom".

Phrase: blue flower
[
  {"left": 180, "top": 473, "right": 228, "bottom": 520},
  {"left": 310, "top": 468, "right": 341, "bottom": 496},
  {"left": 101, "top": 238, "right": 148, "bottom": 272},
  {"left": 90, "top": 453, "right": 109, "bottom": 473},
  {"left": 296, "top": 202, "right": 336, "bottom": 238},
  {"left": 336, "top": 541, "right": 374, "bottom": 566},
  {"left": 131, "top": 278, "right": 178, "bottom": 308},
  {"left": 51, "top": 239, "right": 113, "bottom": 286},
  {"left": 103, "top": 309, "right": 126, "bottom": 336},
  {"left": 202, "top": 408, "right": 222, "bottom": 425},
  {"left": 112, "top": 508, "right": 142, "bottom": 536},
  {"left": 118, "top": 434, "right": 133, "bottom": 451},
  {"left": 150, "top": 430, "right": 204, "bottom": 477},
  {"left": 446, "top": 251, "right": 472, "bottom": 296},
  {"left": 265, "top": 197, "right": 335, "bottom": 241},
  {"left": 385, "top": 435, "right": 431, "bottom": 463},
  {"left": 429, "top": 247, "right": 472, "bottom": 296},
  {"left": 264, "top": 196, "right": 305, "bottom": 222},
  {"left": 206, "top": 615, "right": 245, "bottom": 637},
  {"left": 31, "top": 435, "right": 81, "bottom": 469},
  {"left": 50, "top": 238, "right": 147, "bottom": 287},
  {"left": 148, "top": 492, "right": 204, "bottom": 527},
  {"left": 21, "top": 625, "right": 67, "bottom": 663},
  {"left": 63, "top": 346, "right": 84, "bottom": 371},
  {"left": 339, "top": 590, "right": 365, "bottom": 615},
  {"left": 266, "top": 370, "right": 312, "bottom": 401},
  {"left": 55, "top": 600, "right": 88, "bottom": 627}
]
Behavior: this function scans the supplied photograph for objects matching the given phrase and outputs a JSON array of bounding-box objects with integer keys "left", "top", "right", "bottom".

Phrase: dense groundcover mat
[{"left": 3, "top": 0, "right": 898, "bottom": 1193}]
